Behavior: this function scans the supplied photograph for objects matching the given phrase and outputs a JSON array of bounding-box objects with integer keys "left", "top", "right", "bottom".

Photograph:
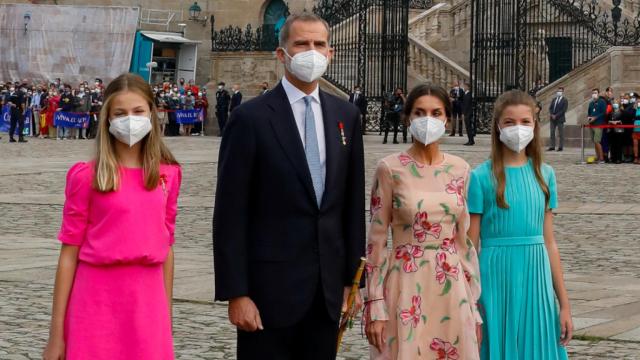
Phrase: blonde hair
[
  {"left": 490, "top": 90, "right": 549, "bottom": 209},
  {"left": 93, "top": 73, "right": 178, "bottom": 192}
]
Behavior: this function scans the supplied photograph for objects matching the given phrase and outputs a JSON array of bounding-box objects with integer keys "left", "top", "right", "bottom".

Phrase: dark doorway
[{"left": 546, "top": 37, "right": 572, "bottom": 84}]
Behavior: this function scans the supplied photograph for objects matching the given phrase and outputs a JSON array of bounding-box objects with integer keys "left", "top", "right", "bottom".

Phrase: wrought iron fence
[
  {"left": 314, "top": 0, "right": 409, "bottom": 133},
  {"left": 409, "top": 0, "right": 434, "bottom": 9},
  {"left": 470, "top": 0, "right": 640, "bottom": 133},
  {"left": 211, "top": 22, "right": 278, "bottom": 52}
]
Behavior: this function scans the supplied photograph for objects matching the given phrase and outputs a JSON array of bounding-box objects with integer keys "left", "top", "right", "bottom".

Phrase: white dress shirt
[{"left": 281, "top": 76, "right": 326, "bottom": 182}]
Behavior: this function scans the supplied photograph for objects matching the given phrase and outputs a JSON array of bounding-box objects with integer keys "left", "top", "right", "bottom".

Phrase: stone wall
[
  {"left": 205, "top": 51, "right": 347, "bottom": 135},
  {"left": 536, "top": 46, "right": 640, "bottom": 147}
]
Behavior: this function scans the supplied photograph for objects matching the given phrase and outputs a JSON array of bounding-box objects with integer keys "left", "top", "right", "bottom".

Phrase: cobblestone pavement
[{"left": 1, "top": 135, "right": 639, "bottom": 359}]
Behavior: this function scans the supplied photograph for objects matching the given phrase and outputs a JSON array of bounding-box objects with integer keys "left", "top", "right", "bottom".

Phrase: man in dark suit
[
  {"left": 449, "top": 81, "right": 464, "bottom": 136},
  {"left": 230, "top": 84, "right": 243, "bottom": 113},
  {"left": 548, "top": 86, "right": 568, "bottom": 151},
  {"left": 348, "top": 85, "right": 368, "bottom": 134},
  {"left": 213, "top": 14, "right": 365, "bottom": 360},
  {"left": 462, "top": 82, "right": 474, "bottom": 146},
  {"left": 215, "top": 81, "right": 231, "bottom": 135}
]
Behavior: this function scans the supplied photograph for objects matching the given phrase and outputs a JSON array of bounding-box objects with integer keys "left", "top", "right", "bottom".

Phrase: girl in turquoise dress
[{"left": 467, "top": 90, "right": 572, "bottom": 359}]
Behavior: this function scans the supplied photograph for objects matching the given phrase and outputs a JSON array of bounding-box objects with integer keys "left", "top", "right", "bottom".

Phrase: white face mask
[
  {"left": 592, "top": 94, "right": 598, "bottom": 100},
  {"left": 556, "top": 92, "right": 563, "bottom": 97},
  {"left": 499, "top": 125, "right": 534, "bottom": 153},
  {"left": 622, "top": 99, "right": 629, "bottom": 105},
  {"left": 409, "top": 116, "right": 446, "bottom": 146},
  {"left": 109, "top": 115, "right": 152, "bottom": 147},
  {"left": 283, "top": 49, "right": 329, "bottom": 83}
]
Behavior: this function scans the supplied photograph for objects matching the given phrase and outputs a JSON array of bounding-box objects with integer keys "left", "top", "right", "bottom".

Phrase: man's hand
[
  {"left": 341, "top": 286, "right": 363, "bottom": 319},
  {"left": 228, "top": 296, "right": 263, "bottom": 332}
]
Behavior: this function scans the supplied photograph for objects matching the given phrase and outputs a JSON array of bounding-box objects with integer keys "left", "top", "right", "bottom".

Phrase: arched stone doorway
[{"left": 262, "top": 0, "right": 289, "bottom": 48}]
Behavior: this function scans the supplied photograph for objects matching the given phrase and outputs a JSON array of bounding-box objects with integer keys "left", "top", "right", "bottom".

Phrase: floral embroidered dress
[{"left": 365, "top": 152, "right": 482, "bottom": 360}]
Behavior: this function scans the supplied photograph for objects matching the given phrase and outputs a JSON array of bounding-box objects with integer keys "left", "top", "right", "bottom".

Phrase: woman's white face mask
[
  {"left": 499, "top": 125, "right": 534, "bottom": 153},
  {"left": 409, "top": 116, "right": 446, "bottom": 146},
  {"left": 109, "top": 115, "right": 152, "bottom": 147}
]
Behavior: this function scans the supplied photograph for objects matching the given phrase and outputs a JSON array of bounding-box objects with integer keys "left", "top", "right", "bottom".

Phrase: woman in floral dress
[{"left": 364, "top": 84, "right": 482, "bottom": 360}]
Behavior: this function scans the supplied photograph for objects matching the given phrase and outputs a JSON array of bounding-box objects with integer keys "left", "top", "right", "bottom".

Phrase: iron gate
[
  {"left": 314, "top": 0, "right": 410, "bottom": 132},
  {"left": 470, "top": 0, "right": 640, "bottom": 133}
]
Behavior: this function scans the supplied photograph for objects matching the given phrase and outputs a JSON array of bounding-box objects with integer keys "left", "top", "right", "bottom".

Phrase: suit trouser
[
  {"left": 237, "top": 284, "right": 339, "bottom": 360},
  {"left": 450, "top": 110, "right": 463, "bottom": 135},
  {"left": 549, "top": 119, "right": 564, "bottom": 149},
  {"left": 609, "top": 131, "right": 625, "bottom": 162},
  {"left": 9, "top": 113, "right": 24, "bottom": 139},
  {"left": 217, "top": 111, "right": 228, "bottom": 134},
  {"left": 464, "top": 114, "right": 474, "bottom": 142}
]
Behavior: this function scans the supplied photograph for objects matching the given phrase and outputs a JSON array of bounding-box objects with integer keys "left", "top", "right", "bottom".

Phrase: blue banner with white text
[
  {"left": 54, "top": 111, "right": 90, "bottom": 128},
  {"left": 175, "top": 109, "right": 204, "bottom": 125},
  {"left": 1, "top": 105, "right": 31, "bottom": 135}
]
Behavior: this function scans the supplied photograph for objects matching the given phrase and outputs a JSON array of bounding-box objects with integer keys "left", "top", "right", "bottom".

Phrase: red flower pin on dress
[
  {"left": 159, "top": 174, "right": 168, "bottom": 196},
  {"left": 338, "top": 121, "right": 347, "bottom": 146}
]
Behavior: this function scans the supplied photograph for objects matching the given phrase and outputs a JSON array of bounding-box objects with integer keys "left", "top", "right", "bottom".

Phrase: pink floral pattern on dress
[
  {"left": 435, "top": 252, "right": 460, "bottom": 284},
  {"left": 395, "top": 244, "right": 425, "bottom": 273},
  {"left": 370, "top": 194, "right": 382, "bottom": 218},
  {"left": 445, "top": 177, "right": 465, "bottom": 206},
  {"left": 430, "top": 338, "right": 459, "bottom": 360},
  {"left": 398, "top": 153, "right": 424, "bottom": 168},
  {"left": 399, "top": 295, "right": 422, "bottom": 328},
  {"left": 413, "top": 211, "right": 442, "bottom": 242}
]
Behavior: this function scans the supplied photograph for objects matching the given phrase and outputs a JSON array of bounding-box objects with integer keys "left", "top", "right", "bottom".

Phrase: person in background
[
  {"left": 167, "top": 88, "right": 181, "bottom": 136},
  {"left": 622, "top": 92, "right": 636, "bottom": 163},
  {"left": 348, "top": 85, "right": 368, "bottom": 134},
  {"left": 156, "top": 91, "right": 168, "bottom": 136},
  {"left": 449, "top": 81, "right": 464, "bottom": 137},
  {"left": 383, "top": 87, "right": 407, "bottom": 144},
  {"left": 182, "top": 89, "right": 196, "bottom": 136},
  {"left": 463, "top": 82, "right": 475, "bottom": 146},
  {"left": 601, "top": 87, "right": 615, "bottom": 162},
  {"left": 548, "top": 86, "right": 568, "bottom": 152},
  {"left": 45, "top": 89, "right": 61, "bottom": 139},
  {"left": 609, "top": 101, "right": 625, "bottom": 164},
  {"left": 31, "top": 86, "right": 43, "bottom": 137},
  {"left": 89, "top": 87, "right": 104, "bottom": 139},
  {"left": 215, "top": 82, "right": 231, "bottom": 135},
  {"left": 8, "top": 84, "right": 27, "bottom": 143},
  {"left": 187, "top": 79, "right": 199, "bottom": 96},
  {"left": 260, "top": 82, "right": 270, "bottom": 95},
  {"left": 178, "top": 78, "right": 186, "bottom": 94},
  {"left": 193, "top": 91, "right": 208, "bottom": 135},
  {"left": 587, "top": 88, "right": 607, "bottom": 163},
  {"left": 76, "top": 84, "right": 91, "bottom": 139},
  {"left": 230, "top": 84, "right": 243, "bottom": 114},
  {"left": 633, "top": 97, "right": 640, "bottom": 164}
]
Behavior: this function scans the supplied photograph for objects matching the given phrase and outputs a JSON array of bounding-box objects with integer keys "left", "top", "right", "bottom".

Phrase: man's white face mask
[{"left": 282, "top": 49, "right": 329, "bottom": 83}]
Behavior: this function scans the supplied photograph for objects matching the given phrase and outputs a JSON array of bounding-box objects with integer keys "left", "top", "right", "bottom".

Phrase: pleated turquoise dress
[{"left": 468, "top": 159, "right": 568, "bottom": 360}]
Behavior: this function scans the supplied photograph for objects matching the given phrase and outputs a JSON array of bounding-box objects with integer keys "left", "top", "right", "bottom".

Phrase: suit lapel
[
  {"left": 266, "top": 83, "right": 317, "bottom": 204},
  {"left": 319, "top": 91, "right": 340, "bottom": 210}
]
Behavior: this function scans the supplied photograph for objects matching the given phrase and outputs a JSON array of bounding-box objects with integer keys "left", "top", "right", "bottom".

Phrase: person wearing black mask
[
  {"left": 8, "top": 85, "right": 27, "bottom": 143},
  {"left": 215, "top": 82, "right": 231, "bottom": 135}
]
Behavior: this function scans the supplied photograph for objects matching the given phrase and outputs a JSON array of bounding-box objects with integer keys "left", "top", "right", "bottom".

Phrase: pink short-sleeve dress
[{"left": 59, "top": 161, "right": 181, "bottom": 360}]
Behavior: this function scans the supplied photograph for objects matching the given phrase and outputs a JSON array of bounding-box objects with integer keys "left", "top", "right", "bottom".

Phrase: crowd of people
[
  {"left": 585, "top": 87, "right": 640, "bottom": 164},
  {"left": 0, "top": 77, "right": 210, "bottom": 142}
]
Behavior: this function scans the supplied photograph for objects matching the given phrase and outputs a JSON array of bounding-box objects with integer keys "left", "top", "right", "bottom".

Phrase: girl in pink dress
[
  {"left": 43, "top": 73, "right": 181, "bottom": 360},
  {"left": 364, "top": 84, "right": 482, "bottom": 359}
]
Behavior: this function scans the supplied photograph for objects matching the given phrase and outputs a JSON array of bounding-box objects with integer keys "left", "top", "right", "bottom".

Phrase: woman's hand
[
  {"left": 365, "top": 320, "right": 387, "bottom": 353},
  {"left": 476, "top": 323, "right": 483, "bottom": 351},
  {"left": 42, "top": 337, "right": 65, "bottom": 360},
  {"left": 559, "top": 306, "right": 573, "bottom": 346}
]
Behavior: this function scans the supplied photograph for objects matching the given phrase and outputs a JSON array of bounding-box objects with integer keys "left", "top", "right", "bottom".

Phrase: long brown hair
[
  {"left": 491, "top": 90, "right": 549, "bottom": 209},
  {"left": 93, "top": 73, "right": 178, "bottom": 192}
]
